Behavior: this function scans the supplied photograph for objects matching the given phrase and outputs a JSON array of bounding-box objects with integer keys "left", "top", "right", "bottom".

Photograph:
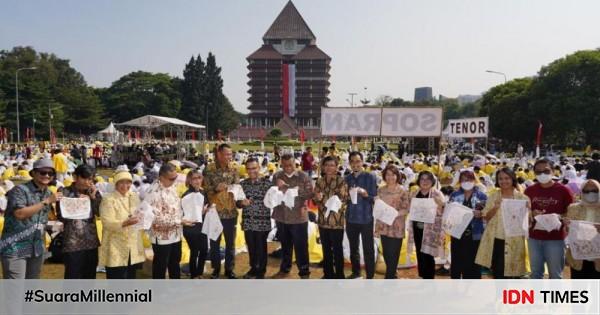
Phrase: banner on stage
[
  {"left": 321, "top": 107, "right": 442, "bottom": 137},
  {"left": 447, "top": 117, "right": 489, "bottom": 138}
]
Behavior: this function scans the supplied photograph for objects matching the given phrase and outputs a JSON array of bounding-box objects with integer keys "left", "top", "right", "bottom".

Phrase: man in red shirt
[
  {"left": 525, "top": 158, "right": 574, "bottom": 279},
  {"left": 301, "top": 147, "right": 315, "bottom": 178}
]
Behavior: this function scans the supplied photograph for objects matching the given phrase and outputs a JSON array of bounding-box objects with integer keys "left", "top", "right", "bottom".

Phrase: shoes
[
  {"left": 346, "top": 273, "right": 362, "bottom": 279},
  {"left": 226, "top": 272, "right": 238, "bottom": 279},
  {"left": 243, "top": 271, "right": 256, "bottom": 279},
  {"left": 210, "top": 272, "right": 219, "bottom": 279},
  {"left": 300, "top": 274, "right": 310, "bottom": 279},
  {"left": 271, "top": 271, "right": 290, "bottom": 279}
]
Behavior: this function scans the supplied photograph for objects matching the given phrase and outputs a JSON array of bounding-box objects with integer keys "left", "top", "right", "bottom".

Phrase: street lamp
[
  {"left": 32, "top": 117, "right": 36, "bottom": 142},
  {"left": 15, "top": 66, "right": 37, "bottom": 143},
  {"left": 485, "top": 70, "right": 507, "bottom": 83}
]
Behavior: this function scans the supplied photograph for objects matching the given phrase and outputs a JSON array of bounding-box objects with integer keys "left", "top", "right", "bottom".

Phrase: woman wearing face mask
[
  {"left": 409, "top": 171, "right": 445, "bottom": 279},
  {"left": 564, "top": 180, "right": 600, "bottom": 279},
  {"left": 448, "top": 170, "right": 487, "bottom": 279},
  {"left": 475, "top": 168, "right": 530, "bottom": 279},
  {"left": 181, "top": 169, "right": 209, "bottom": 279},
  {"left": 374, "top": 165, "right": 410, "bottom": 279}
]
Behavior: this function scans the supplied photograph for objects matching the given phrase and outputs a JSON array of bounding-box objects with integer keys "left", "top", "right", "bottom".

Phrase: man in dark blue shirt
[{"left": 344, "top": 152, "right": 377, "bottom": 279}]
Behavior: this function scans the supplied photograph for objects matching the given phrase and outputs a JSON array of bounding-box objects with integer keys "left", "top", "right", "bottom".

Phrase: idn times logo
[{"left": 502, "top": 290, "right": 590, "bottom": 304}]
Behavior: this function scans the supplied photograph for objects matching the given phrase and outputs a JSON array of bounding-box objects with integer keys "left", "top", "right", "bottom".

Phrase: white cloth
[
  {"left": 202, "top": 206, "right": 224, "bottom": 241},
  {"left": 181, "top": 192, "right": 204, "bottom": 223},
  {"left": 132, "top": 201, "right": 155, "bottom": 230},
  {"left": 324, "top": 195, "right": 343, "bottom": 218},
  {"left": 408, "top": 198, "right": 437, "bottom": 224},
  {"left": 264, "top": 186, "right": 285, "bottom": 210},
  {"left": 534, "top": 213, "right": 562, "bottom": 232},
  {"left": 228, "top": 184, "right": 246, "bottom": 201},
  {"left": 567, "top": 220, "right": 600, "bottom": 260},
  {"left": 373, "top": 198, "right": 399, "bottom": 225},
  {"left": 501, "top": 199, "right": 529, "bottom": 237},
  {"left": 283, "top": 187, "right": 299, "bottom": 208},
  {"left": 349, "top": 187, "right": 359, "bottom": 205},
  {"left": 59, "top": 197, "right": 92, "bottom": 220},
  {"left": 442, "top": 203, "right": 474, "bottom": 239}
]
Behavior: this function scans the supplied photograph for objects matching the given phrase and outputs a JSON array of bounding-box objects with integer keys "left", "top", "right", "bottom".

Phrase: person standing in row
[
  {"left": 374, "top": 165, "right": 409, "bottom": 279},
  {"left": 271, "top": 154, "right": 314, "bottom": 279},
  {"left": 448, "top": 170, "right": 487, "bottom": 279},
  {"left": 1, "top": 159, "right": 60, "bottom": 279},
  {"left": 476, "top": 168, "right": 529, "bottom": 279},
  {"left": 564, "top": 179, "right": 600, "bottom": 279},
  {"left": 181, "top": 169, "right": 209, "bottom": 279},
  {"left": 313, "top": 156, "right": 349, "bottom": 279},
  {"left": 238, "top": 158, "right": 272, "bottom": 279},
  {"left": 99, "top": 171, "right": 145, "bottom": 279},
  {"left": 57, "top": 164, "right": 102, "bottom": 279},
  {"left": 345, "top": 152, "right": 377, "bottom": 279},
  {"left": 147, "top": 163, "right": 183, "bottom": 279},
  {"left": 203, "top": 143, "right": 240, "bottom": 279},
  {"left": 525, "top": 158, "right": 573, "bottom": 279},
  {"left": 409, "top": 171, "right": 445, "bottom": 279}
]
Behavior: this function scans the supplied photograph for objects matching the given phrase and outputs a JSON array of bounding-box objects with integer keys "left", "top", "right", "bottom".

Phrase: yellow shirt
[
  {"left": 484, "top": 164, "right": 496, "bottom": 175},
  {"left": 53, "top": 153, "right": 68, "bottom": 173},
  {"left": 99, "top": 191, "right": 145, "bottom": 268}
]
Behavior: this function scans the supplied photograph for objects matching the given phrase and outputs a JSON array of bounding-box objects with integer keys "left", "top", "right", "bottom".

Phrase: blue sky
[{"left": 2, "top": 0, "right": 599, "bottom": 113}]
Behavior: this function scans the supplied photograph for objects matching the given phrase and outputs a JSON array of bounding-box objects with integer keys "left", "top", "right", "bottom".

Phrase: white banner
[
  {"left": 321, "top": 107, "right": 442, "bottom": 137},
  {"left": 381, "top": 107, "right": 442, "bottom": 137},
  {"left": 321, "top": 107, "right": 382, "bottom": 136},
  {"left": 447, "top": 117, "right": 489, "bottom": 138}
]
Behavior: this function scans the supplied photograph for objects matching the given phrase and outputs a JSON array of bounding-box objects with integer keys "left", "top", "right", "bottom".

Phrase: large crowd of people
[{"left": 1, "top": 141, "right": 599, "bottom": 280}]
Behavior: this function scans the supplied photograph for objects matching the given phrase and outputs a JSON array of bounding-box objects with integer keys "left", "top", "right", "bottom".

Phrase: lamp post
[
  {"left": 15, "top": 67, "right": 37, "bottom": 143},
  {"left": 485, "top": 70, "right": 507, "bottom": 83},
  {"left": 32, "top": 117, "right": 36, "bottom": 142},
  {"left": 49, "top": 103, "right": 53, "bottom": 142}
]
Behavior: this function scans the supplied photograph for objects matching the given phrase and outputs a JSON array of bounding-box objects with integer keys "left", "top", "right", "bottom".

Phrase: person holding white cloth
[
  {"left": 313, "top": 156, "right": 349, "bottom": 279},
  {"left": 374, "top": 165, "right": 409, "bottom": 279}
]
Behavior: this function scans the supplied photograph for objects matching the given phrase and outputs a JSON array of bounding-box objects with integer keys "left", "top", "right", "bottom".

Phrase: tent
[
  {"left": 97, "top": 122, "right": 121, "bottom": 142},
  {"left": 115, "top": 115, "right": 205, "bottom": 130},
  {"left": 98, "top": 122, "right": 119, "bottom": 135}
]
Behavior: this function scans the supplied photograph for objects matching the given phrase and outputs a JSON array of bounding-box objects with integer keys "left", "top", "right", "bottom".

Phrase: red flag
[
  {"left": 191, "top": 130, "right": 196, "bottom": 140},
  {"left": 536, "top": 121, "right": 543, "bottom": 146},
  {"left": 300, "top": 128, "right": 305, "bottom": 143}
]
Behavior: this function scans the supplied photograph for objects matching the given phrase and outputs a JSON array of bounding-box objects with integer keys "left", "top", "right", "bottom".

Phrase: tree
[
  {"left": 479, "top": 78, "right": 536, "bottom": 144},
  {"left": 529, "top": 50, "right": 600, "bottom": 146},
  {"left": 0, "top": 46, "right": 106, "bottom": 139},
  {"left": 269, "top": 128, "right": 282, "bottom": 137},
  {"left": 181, "top": 52, "right": 241, "bottom": 138},
  {"left": 102, "top": 71, "right": 181, "bottom": 122}
]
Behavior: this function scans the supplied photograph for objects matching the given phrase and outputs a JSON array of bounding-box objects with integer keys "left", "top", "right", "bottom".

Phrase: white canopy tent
[
  {"left": 97, "top": 122, "right": 121, "bottom": 142},
  {"left": 98, "top": 122, "right": 119, "bottom": 135},
  {"left": 115, "top": 115, "right": 205, "bottom": 130}
]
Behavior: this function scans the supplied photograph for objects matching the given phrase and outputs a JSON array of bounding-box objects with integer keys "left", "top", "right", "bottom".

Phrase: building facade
[{"left": 245, "top": 1, "right": 331, "bottom": 132}]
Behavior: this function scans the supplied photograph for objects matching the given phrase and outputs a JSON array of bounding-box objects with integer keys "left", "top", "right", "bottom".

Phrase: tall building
[
  {"left": 246, "top": 1, "right": 331, "bottom": 131},
  {"left": 414, "top": 87, "right": 433, "bottom": 102}
]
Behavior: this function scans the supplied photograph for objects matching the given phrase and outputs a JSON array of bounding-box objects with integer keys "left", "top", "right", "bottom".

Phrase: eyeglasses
[
  {"left": 582, "top": 190, "right": 599, "bottom": 194},
  {"left": 37, "top": 170, "right": 55, "bottom": 177},
  {"left": 534, "top": 170, "right": 552, "bottom": 175}
]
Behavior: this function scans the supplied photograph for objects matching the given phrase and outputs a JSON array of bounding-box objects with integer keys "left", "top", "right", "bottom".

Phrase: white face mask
[
  {"left": 461, "top": 181, "right": 475, "bottom": 191},
  {"left": 536, "top": 174, "right": 553, "bottom": 184},
  {"left": 582, "top": 192, "right": 599, "bottom": 204}
]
